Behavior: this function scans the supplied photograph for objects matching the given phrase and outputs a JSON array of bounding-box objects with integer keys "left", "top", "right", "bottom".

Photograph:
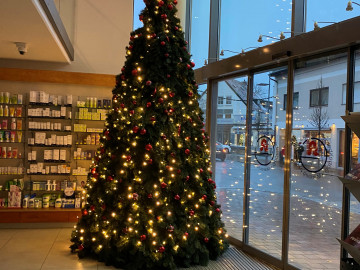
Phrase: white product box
[
  {"left": 30, "top": 164, "right": 37, "bottom": 174},
  {"left": 46, "top": 122, "right": 50, "bottom": 130},
  {"left": 50, "top": 166, "right": 57, "bottom": 174},
  {"left": 67, "top": 135, "right": 72, "bottom": 145},
  {"left": 53, "top": 149, "right": 60, "bottom": 160},
  {"left": 31, "top": 151, "right": 37, "bottom": 160},
  {"left": 35, "top": 132, "right": 46, "bottom": 145},
  {"left": 37, "top": 163, "right": 43, "bottom": 173},
  {"left": 60, "top": 150, "right": 66, "bottom": 161},
  {"left": 66, "top": 166, "right": 71, "bottom": 174},
  {"left": 66, "top": 95, "right": 73, "bottom": 105},
  {"left": 44, "top": 150, "right": 52, "bottom": 161},
  {"left": 28, "top": 152, "right": 32, "bottom": 161},
  {"left": 45, "top": 166, "right": 50, "bottom": 174},
  {"left": 29, "top": 91, "right": 38, "bottom": 103},
  {"left": 63, "top": 136, "right": 67, "bottom": 145},
  {"left": 51, "top": 134, "right": 56, "bottom": 145},
  {"left": 39, "top": 91, "right": 46, "bottom": 103}
]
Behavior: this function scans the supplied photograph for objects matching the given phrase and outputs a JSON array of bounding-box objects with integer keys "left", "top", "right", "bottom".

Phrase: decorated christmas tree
[{"left": 70, "top": 0, "right": 228, "bottom": 269}]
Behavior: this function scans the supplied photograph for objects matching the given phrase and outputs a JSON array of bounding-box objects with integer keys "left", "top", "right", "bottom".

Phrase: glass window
[
  {"left": 226, "top": 96, "right": 232, "bottom": 105},
  {"left": 310, "top": 87, "right": 329, "bottom": 107},
  {"left": 284, "top": 92, "right": 299, "bottom": 110},
  {"left": 218, "top": 96, "right": 224, "bottom": 105},
  {"left": 288, "top": 53, "right": 347, "bottom": 269},
  {"left": 190, "top": 0, "right": 210, "bottom": 68},
  {"left": 133, "top": 0, "right": 145, "bottom": 30},
  {"left": 342, "top": 82, "right": 360, "bottom": 104},
  {"left": 306, "top": 1, "right": 358, "bottom": 32},
  {"left": 214, "top": 76, "right": 248, "bottom": 242},
  {"left": 219, "top": 0, "right": 292, "bottom": 59},
  {"left": 248, "top": 69, "right": 286, "bottom": 259}
]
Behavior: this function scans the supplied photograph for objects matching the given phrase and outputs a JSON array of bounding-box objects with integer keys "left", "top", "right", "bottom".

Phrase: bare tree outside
[{"left": 308, "top": 107, "right": 329, "bottom": 138}]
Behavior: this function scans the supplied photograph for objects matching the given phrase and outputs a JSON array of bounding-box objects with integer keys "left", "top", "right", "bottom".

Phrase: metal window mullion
[
  {"left": 184, "top": 0, "right": 192, "bottom": 49},
  {"left": 292, "top": 0, "right": 306, "bottom": 36},
  {"left": 206, "top": 80, "right": 218, "bottom": 176},
  {"left": 341, "top": 46, "right": 355, "bottom": 260},
  {"left": 242, "top": 73, "right": 253, "bottom": 244},
  {"left": 208, "top": 0, "right": 221, "bottom": 64},
  {"left": 282, "top": 60, "right": 294, "bottom": 267}
]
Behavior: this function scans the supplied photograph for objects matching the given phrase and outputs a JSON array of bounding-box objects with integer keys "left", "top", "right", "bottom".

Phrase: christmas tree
[{"left": 70, "top": 0, "right": 228, "bottom": 269}]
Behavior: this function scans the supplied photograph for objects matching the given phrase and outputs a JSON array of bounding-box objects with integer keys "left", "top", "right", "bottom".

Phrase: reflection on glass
[
  {"left": 248, "top": 69, "right": 286, "bottom": 259},
  {"left": 306, "top": 1, "right": 357, "bottom": 32},
  {"left": 133, "top": 0, "right": 145, "bottom": 30},
  {"left": 213, "top": 76, "right": 248, "bottom": 241},
  {"left": 198, "top": 84, "right": 207, "bottom": 124},
  {"left": 190, "top": 0, "right": 210, "bottom": 68},
  {"left": 289, "top": 54, "right": 347, "bottom": 269},
  {"left": 219, "top": 0, "right": 292, "bottom": 59}
]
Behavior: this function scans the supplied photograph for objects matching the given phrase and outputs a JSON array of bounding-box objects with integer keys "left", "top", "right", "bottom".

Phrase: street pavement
[{"left": 215, "top": 157, "right": 360, "bottom": 270}]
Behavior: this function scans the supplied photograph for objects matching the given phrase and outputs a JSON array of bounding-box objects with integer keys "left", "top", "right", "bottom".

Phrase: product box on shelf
[{"left": 8, "top": 185, "right": 21, "bottom": 208}]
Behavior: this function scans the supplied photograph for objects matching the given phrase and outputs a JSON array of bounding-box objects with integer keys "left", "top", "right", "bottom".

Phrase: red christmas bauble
[
  {"left": 83, "top": 209, "right": 88, "bottom": 216},
  {"left": 126, "top": 155, "right": 132, "bottom": 161},
  {"left": 190, "top": 62, "right": 195, "bottom": 67},
  {"left": 167, "top": 4, "right": 173, "bottom": 10},
  {"left": 213, "top": 184, "right": 217, "bottom": 189},
  {"left": 159, "top": 0, "right": 164, "bottom": 6},
  {"left": 121, "top": 75, "right": 126, "bottom": 80},
  {"left": 121, "top": 67, "right": 125, "bottom": 72},
  {"left": 158, "top": 98, "right": 164, "bottom": 104},
  {"left": 132, "top": 100, "right": 137, "bottom": 105},
  {"left": 146, "top": 80, "right": 152, "bottom": 86},
  {"left": 150, "top": 116, "right": 156, "bottom": 121},
  {"left": 107, "top": 176, "right": 114, "bottom": 181},
  {"left": 167, "top": 74, "right": 171, "bottom": 78},
  {"left": 78, "top": 244, "right": 84, "bottom": 251},
  {"left": 161, "top": 41, "right": 166, "bottom": 46},
  {"left": 210, "top": 201, "right": 215, "bottom": 206},
  {"left": 168, "top": 225, "right": 174, "bottom": 232},
  {"left": 188, "top": 91, "right": 193, "bottom": 97},
  {"left": 169, "top": 92, "right": 175, "bottom": 98},
  {"left": 132, "top": 69, "right": 138, "bottom": 76},
  {"left": 145, "top": 144, "right": 153, "bottom": 151},
  {"left": 185, "top": 176, "right": 190, "bottom": 181},
  {"left": 185, "top": 149, "right": 190, "bottom": 155},
  {"left": 164, "top": 109, "right": 169, "bottom": 114},
  {"left": 161, "top": 182, "right": 167, "bottom": 188},
  {"left": 174, "top": 26, "right": 179, "bottom": 31},
  {"left": 102, "top": 204, "right": 106, "bottom": 210},
  {"left": 148, "top": 159, "right": 153, "bottom": 164},
  {"left": 184, "top": 232, "right": 188, "bottom": 236},
  {"left": 147, "top": 194, "right": 153, "bottom": 199},
  {"left": 91, "top": 168, "right": 96, "bottom": 174},
  {"left": 152, "top": 33, "right": 157, "bottom": 38},
  {"left": 139, "top": 15, "right": 143, "bottom": 21},
  {"left": 173, "top": 0, "right": 178, "bottom": 4},
  {"left": 165, "top": 53, "right": 169, "bottom": 58},
  {"left": 174, "top": 195, "right": 180, "bottom": 200},
  {"left": 90, "top": 205, "right": 95, "bottom": 211},
  {"left": 130, "top": 35, "right": 135, "bottom": 41},
  {"left": 129, "top": 110, "right": 135, "bottom": 115},
  {"left": 202, "top": 195, "right": 207, "bottom": 200},
  {"left": 129, "top": 45, "right": 133, "bottom": 50},
  {"left": 146, "top": 102, "right": 152, "bottom": 107},
  {"left": 177, "top": 169, "right": 181, "bottom": 174},
  {"left": 161, "top": 135, "right": 167, "bottom": 140},
  {"left": 189, "top": 210, "right": 195, "bottom": 216},
  {"left": 199, "top": 168, "right": 204, "bottom": 173},
  {"left": 140, "top": 129, "right": 146, "bottom": 135},
  {"left": 133, "top": 126, "right": 139, "bottom": 133},
  {"left": 140, "top": 235, "right": 146, "bottom": 241},
  {"left": 161, "top": 14, "right": 167, "bottom": 20},
  {"left": 204, "top": 237, "right": 209, "bottom": 243},
  {"left": 208, "top": 178, "right": 213, "bottom": 184},
  {"left": 158, "top": 246, "right": 165, "bottom": 253},
  {"left": 215, "top": 208, "right": 221, "bottom": 213},
  {"left": 171, "top": 152, "right": 175, "bottom": 157},
  {"left": 201, "top": 128, "right": 205, "bottom": 133},
  {"left": 120, "top": 103, "right": 125, "bottom": 108},
  {"left": 186, "top": 64, "right": 191, "bottom": 69}
]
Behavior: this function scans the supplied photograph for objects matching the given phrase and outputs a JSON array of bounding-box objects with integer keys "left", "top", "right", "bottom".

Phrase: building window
[
  {"left": 217, "top": 109, "right": 223, "bottom": 118},
  {"left": 226, "top": 96, "right": 232, "bottom": 104},
  {"left": 310, "top": 87, "right": 329, "bottom": 107},
  {"left": 283, "top": 92, "right": 299, "bottom": 110},
  {"left": 218, "top": 96, "right": 224, "bottom": 105},
  {"left": 342, "top": 82, "right": 360, "bottom": 104},
  {"left": 224, "top": 109, "right": 233, "bottom": 118}
]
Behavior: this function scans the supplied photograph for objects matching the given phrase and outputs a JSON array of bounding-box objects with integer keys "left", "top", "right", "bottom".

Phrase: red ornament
[
  {"left": 121, "top": 74, "right": 126, "bottom": 80},
  {"left": 140, "top": 129, "right": 147, "bottom": 135},
  {"left": 189, "top": 210, "right": 195, "bottom": 216},
  {"left": 158, "top": 246, "right": 165, "bottom": 253},
  {"left": 158, "top": 98, "right": 164, "bottom": 104},
  {"left": 164, "top": 109, "right": 168, "bottom": 114},
  {"left": 209, "top": 170, "right": 213, "bottom": 175},
  {"left": 199, "top": 168, "right": 204, "bottom": 173},
  {"left": 184, "top": 232, "right": 188, "bottom": 236},
  {"left": 167, "top": 4, "right": 173, "bottom": 10},
  {"left": 168, "top": 225, "right": 174, "bottom": 232},
  {"left": 91, "top": 168, "right": 96, "bottom": 174},
  {"left": 90, "top": 205, "right": 95, "bottom": 211},
  {"left": 216, "top": 208, "right": 221, "bottom": 213},
  {"left": 145, "top": 144, "right": 153, "bottom": 151},
  {"left": 173, "top": 0, "right": 178, "bottom": 4},
  {"left": 188, "top": 91, "right": 193, "bottom": 97},
  {"left": 150, "top": 116, "right": 156, "bottom": 121},
  {"left": 174, "top": 26, "right": 179, "bottom": 31},
  {"left": 161, "top": 135, "right": 167, "bottom": 140},
  {"left": 111, "top": 154, "right": 116, "bottom": 160},
  {"left": 164, "top": 53, "right": 169, "bottom": 58},
  {"left": 133, "top": 126, "right": 139, "bottom": 133},
  {"left": 132, "top": 100, "right": 137, "bottom": 105},
  {"left": 152, "top": 88, "right": 157, "bottom": 96},
  {"left": 202, "top": 195, "right": 207, "bottom": 200},
  {"left": 130, "top": 35, "right": 135, "bottom": 41},
  {"left": 83, "top": 209, "right": 88, "bottom": 216},
  {"left": 129, "top": 110, "right": 135, "bottom": 115},
  {"left": 148, "top": 159, "right": 153, "bottom": 164},
  {"left": 126, "top": 155, "right": 132, "bottom": 161},
  {"left": 161, "top": 41, "right": 166, "bottom": 46},
  {"left": 186, "top": 64, "right": 191, "bottom": 69},
  {"left": 140, "top": 235, "right": 146, "bottom": 241},
  {"left": 174, "top": 195, "right": 180, "bottom": 200},
  {"left": 147, "top": 194, "right": 153, "bottom": 199},
  {"left": 107, "top": 176, "right": 114, "bottom": 181},
  {"left": 208, "top": 178, "right": 213, "bottom": 184},
  {"left": 177, "top": 169, "right": 181, "bottom": 174},
  {"left": 169, "top": 92, "right": 175, "bottom": 98},
  {"left": 201, "top": 129, "right": 205, "bottom": 133},
  {"left": 146, "top": 102, "right": 152, "bottom": 107},
  {"left": 161, "top": 182, "right": 167, "bottom": 188},
  {"left": 128, "top": 45, "right": 133, "bottom": 50},
  {"left": 190, "top": 62, "right": 195, "bottom": 67},
  {"left": 213, "top": 184, "right": 217, "bottom": 189},
  {"left": 132, "top": 69, "right": 138, "bottom": 76},
  {"left": 185, "top": 176, "right": 190, "bottom": 181},
  {"left": 158, "top": 0, "right": 164, "bottom": 6},
  {"left": 167, "top": 74, "right": 171, "bottom": 78},
  {"left": 185, "top": 149, "right": 190, "bottom": 155},
  {"left": 78, "top": 244, "right": 84, "bottom": 251},
  {"left": 146, "top": 80, "right": 152, "bottom": 86},
  {"left": 152, "top": 33, "right": 157, "bottom": 38},
  {"left": 161, "top": 14, "right": 167, "bottom": 20},
  {"left": 102, "top": 204, "right": 106, "bottom": 210},
  {"left": 171, "top": 152, "right": 176, "bottom": 157},
  {"left": 139, "top": 15, "right": 143, "bottom": 21},
  {"left": 121, "top": 67, "right": 125, "bottom": 72},
  {"left": 204, "top": 238, "right": 209, "bottom": 243},
  {"left": 210, "top": 201, "right": 215, "bottom": 206},
  {"left": 120, "top": 103, "right": 125, "bottom": 108}
]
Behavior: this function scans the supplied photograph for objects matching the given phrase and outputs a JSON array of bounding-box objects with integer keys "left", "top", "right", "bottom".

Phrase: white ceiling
[{"left": 0, "top": 0, "right": 70, "bottom": 63}]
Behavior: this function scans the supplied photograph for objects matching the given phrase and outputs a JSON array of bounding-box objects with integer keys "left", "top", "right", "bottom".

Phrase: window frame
[{"left": 309, "top": 87, "right": 329, "bottom": 107}]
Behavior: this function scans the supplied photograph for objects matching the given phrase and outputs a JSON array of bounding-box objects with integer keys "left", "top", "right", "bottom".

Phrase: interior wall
[{"left": 0, "top": 0, "right": 133, "bottom": 75}]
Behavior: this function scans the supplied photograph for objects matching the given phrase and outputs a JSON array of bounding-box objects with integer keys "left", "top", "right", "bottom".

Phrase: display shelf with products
[{"left": 339, "top": 114, "right": 360, "bottom": 268}]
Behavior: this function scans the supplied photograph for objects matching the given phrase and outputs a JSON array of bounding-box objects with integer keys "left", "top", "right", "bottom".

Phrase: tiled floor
[{"left": 0, "top": 228, "right": 277, "bottom": 270}]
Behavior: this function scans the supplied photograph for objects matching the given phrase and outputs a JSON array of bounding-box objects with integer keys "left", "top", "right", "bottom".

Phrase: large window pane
[
  {"left": 220, "top": 0, "right": 292, "bottom": 59},
  {"left": 133, "top": 0, "right": 145, "bottom": 30},
  {"left": 214, "top": 76, "right": 248, "bottom": 241},
  {"left": 248, "top": 69, "right": 286, "bottom": 258},
  {"left": 190, "top": 0, "right": 210, "bottom": 68},
  {"left": 306, "top": 1, "right": 358, "bottom": 32},
  {"left": 288, "top": 53, "right": 347, "bottom": 269}
]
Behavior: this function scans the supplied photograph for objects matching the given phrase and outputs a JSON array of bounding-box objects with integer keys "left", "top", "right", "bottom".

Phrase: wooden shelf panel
[{"left": 0, "top": 208, "right": 81, "bottom": 223}]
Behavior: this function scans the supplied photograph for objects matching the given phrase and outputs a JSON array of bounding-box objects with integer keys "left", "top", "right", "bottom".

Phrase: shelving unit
[
  {"left": 339, "top": 114, "right": 360, "bottom": 267},
  {"left": 0, "top": 92, "right": 110, "bottom": 220}
]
